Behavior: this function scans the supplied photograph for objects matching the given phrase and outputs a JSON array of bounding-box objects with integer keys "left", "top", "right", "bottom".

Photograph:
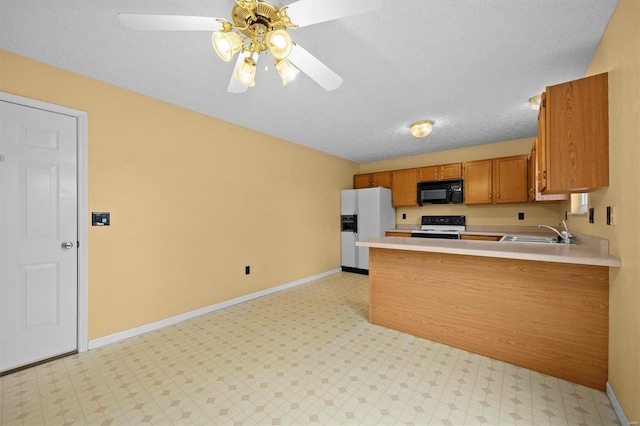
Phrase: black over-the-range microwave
[{"left": 417, "top": 179, "right": 464, "bottom": 205}]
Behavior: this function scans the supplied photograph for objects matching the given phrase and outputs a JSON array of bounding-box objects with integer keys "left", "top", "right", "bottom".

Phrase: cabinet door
[
  {"left": 537, "top": 92, "right": 548, "bottom": 192},
  {"left": 385, "top": 231, "right": 412, "bottom": 237},
  {"left": 440, "top": 163, "right": 462, "bottom": 180},
  {"left": 493, "top": 155, "right": 528, "bottom": 204},
  {"left": 460, "top": 235, "right": 501, "bottom": 241},
  {"left": 391, "top": 168, "right": 419, "bottom": 207},
  {"left": 418, "top": 166, "right": 439, "bottom": 182},
  {"left": 528, "top": 143, "right": 536, "bottom": 202},
  {"left": 353, "top": 173, "right": 371, "bottom": 189},
  {"left": 530, "top": 141, "right": 569, "bottom": 203},
  {"left": 371, "top": 171, "right": 391, "bottom": 188},
  {"left": 545, "top": 73, "right": 609, "bottom": 193},
  {"left": 464, "top": 160, "right": 493, "bottom": 204}
]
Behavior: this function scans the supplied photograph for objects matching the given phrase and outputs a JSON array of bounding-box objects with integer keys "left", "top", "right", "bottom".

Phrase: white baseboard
[
  {"left": 88, "top": 268, "right": 341, "bottom": 350},
  {"left": 607, "top": 381, "right": 631, "bottom": 426}
]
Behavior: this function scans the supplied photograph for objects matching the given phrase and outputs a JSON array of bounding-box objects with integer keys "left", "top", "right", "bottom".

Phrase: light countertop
[
  {"left": 357, "top": 236, "right": 621, "bottom": 267},
  {"left": 387, "top": 229, "right": 506, "bottom": 237}
]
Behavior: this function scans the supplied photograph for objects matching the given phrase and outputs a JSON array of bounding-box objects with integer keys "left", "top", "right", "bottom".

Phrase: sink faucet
[
  {"left": 560, "top": 220, "right": 572, "bottom": 240},
  {"left": 538, "top": 221, "right": 572, "bottom": 244}
]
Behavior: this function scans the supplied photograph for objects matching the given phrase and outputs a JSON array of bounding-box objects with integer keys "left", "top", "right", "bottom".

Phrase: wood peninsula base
[{"left": 368, "top": 247, "right": 608, "bottom": 390}]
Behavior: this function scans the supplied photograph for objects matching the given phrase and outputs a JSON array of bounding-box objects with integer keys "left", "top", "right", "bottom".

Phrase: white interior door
[{"left": 0, "top": 100, "right": 78, "bottom": 372}]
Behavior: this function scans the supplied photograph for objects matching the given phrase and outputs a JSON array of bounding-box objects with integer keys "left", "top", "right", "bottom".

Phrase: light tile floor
[{"left": 1, "top": 272, "right": 619, "bottom": 425}]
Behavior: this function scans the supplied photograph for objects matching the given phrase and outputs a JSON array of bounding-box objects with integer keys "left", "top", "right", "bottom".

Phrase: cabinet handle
[{"left": 497, "top": 193, "right": 500, "bottom": 199}]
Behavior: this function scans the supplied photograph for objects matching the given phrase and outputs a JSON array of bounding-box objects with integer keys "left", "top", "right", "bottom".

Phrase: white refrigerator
[{"left": 341, "top": 187, "right": 395, "bottom": 273}]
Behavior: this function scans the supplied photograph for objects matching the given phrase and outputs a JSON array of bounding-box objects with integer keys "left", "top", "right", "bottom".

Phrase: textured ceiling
[{"left": 0, "top": 0, "right": 618, "bottom": 163}]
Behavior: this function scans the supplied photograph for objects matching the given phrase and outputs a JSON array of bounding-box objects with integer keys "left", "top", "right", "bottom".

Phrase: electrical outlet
[
  {"left": 589, "top": 208, "right": 595, "bottom": 224},
  {"left": 518, "top": 212, "right": 525, "bottom": 220},
  {"left": 402, "top": 213, "right": 406, "bottom": 220},
  {"left": 245, "top": 265, "right": 250, "bottom": 275}
]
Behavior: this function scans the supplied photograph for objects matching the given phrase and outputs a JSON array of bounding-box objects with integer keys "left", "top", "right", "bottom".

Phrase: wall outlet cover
[{"left": 589, "top": 208, "right": 595, "bottom": 224}]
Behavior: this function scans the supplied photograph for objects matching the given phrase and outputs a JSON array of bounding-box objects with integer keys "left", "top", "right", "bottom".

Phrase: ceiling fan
[{"left": 119, "top": 0, "right": 384, "bottom": 93}]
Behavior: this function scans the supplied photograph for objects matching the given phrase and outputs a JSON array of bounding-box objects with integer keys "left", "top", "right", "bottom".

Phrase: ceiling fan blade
[
  {"left": 284, "top": 0, "right": 384, "bottom": 28},
  {"left": 287, "top": 44, "right": 343, "bottom": 91},
  {"left": 227, "top": 52, "right": 261, "bottom": 94},
  {"left": 118, "top": 13, "right": 223, "bottom": 31}
]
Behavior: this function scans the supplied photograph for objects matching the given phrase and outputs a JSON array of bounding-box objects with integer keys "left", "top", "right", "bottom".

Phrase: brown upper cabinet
[
  {"left": 529, "top": 140, "right": 569, "bottom": 203},
  {"left": 418, "top": 163, "right": 462, "bottom": 182},
  {"left": 493, "top": 155, "right": 529, "bottom": 204},
  {"left": 353, "top": 171, "right": 391, "bottom": 189},
  {"left": 537, "top": 92, "right": 548, "bottom": 191},
  {"left": 538, "top": 73, "right": 609, "bottom": 193},
  {"left": 463, "top": 159, "right": 493, "bottom": 204},
  {"left": 391, "top": 168, "right": 419, "bottom": 207},
  {"left": 464, "top": 155, "right": 528, "bottom": 205}
]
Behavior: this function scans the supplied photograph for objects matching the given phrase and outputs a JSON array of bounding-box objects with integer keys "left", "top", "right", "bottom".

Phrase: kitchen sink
[{"left": 500, "top": 235, "right": 575, "bottom": 244}]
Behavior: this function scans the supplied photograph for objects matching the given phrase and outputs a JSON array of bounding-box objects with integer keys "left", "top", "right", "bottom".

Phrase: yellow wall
[
  {"left": 563, "top": 0, "right": 639, "bottom": 420},
  {"left": 0, "top": 50, "right": 358, "bottom": 339},
  {"left": 359, "top": 137, "right": 564, "bottom": 226}
]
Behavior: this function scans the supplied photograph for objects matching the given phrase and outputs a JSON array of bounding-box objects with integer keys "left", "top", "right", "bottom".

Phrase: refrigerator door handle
[{"left": 353, "top": 214, "right": 358, "bottom": 233}]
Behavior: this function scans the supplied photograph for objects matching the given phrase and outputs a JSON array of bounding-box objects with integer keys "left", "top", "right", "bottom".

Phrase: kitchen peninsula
[{"left": 356, "top": 236, "right": 620, "bottom": 390}]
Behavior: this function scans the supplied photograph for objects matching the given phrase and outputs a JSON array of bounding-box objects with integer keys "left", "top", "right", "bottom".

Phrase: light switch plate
[
  {"left": 92, "top": 212, "right": 110, "bottom": 226},
  {"left": 606, "top": 206, "right": 616, "bottom": 225}
]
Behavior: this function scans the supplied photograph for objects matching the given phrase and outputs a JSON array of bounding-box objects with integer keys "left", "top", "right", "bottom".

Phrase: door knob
[{"left": 61, "top": 241, "right": 74, "bottom": 249}]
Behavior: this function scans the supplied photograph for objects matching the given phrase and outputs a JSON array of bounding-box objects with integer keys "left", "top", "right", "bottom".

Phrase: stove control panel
[{"left": 421, "top": 215, "right": 466, "bottom": 226}]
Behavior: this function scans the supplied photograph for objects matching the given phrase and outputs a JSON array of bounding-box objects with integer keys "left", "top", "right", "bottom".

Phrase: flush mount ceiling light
[
  {"left": 410, "top": 120, "right": 434, "bottom": 138},
  {"left": 529, "top": 94, "right": 542, "bottom": 110},
  {"left": 119, "top": 0, "right": 384, "bottom": 94}
]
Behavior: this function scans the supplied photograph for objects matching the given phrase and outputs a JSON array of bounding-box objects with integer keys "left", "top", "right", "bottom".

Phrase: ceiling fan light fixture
[
  {"left": 529, "top": 94, "right": 542, "bottom": 110},
  {"left": 118, "top": 0, "right": 385, "bottom": 92},
  {"left": 266, "top": 29, "right": 293, "bottom": 60},
  {"left": 275, "top": 58, "right": 300, "bottom": 85},
  {"left": 410, "top": 120, "right": 434, "bottom": 138},
  {"left": 212, "top": 30, "right": 243, "bottom": 62},
  {"left": 234, "top": 56, "right": 257, "bottom": 87}
]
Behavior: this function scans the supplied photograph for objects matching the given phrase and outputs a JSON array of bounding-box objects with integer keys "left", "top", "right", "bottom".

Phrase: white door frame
[{"left": 1, "top": 91, "right": 89, "bottom": 353}]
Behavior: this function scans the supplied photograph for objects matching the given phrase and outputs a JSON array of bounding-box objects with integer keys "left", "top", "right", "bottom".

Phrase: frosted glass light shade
[
  {"left": 234, "top": 57, "right": 256, "bottom": 87},
  {"left": 410, "top": 120, "right": 434, "bottom": 138},
  {"left": 529, "top": 94, "right": 542, "bottom": 110},
  {"left": 275, "top": 59, "right": 300, "bottom": 85},
  {"left": 267, "top": 29, "right": 293, "bottom": 60},
  {"left": 212, "top": 31, "right": 242, "bottom": 62}
]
